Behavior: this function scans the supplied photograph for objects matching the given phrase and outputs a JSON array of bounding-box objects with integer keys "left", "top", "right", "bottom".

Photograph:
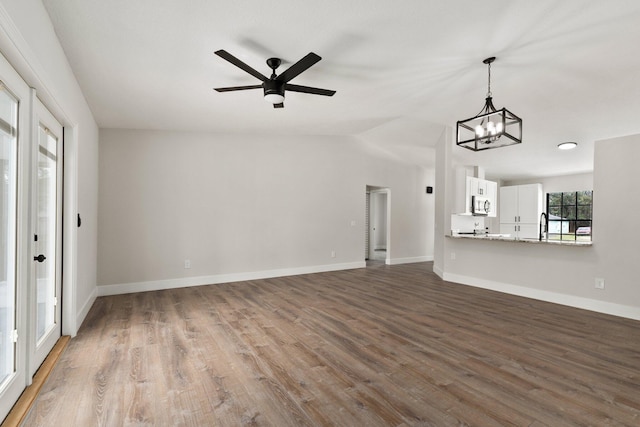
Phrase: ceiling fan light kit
[
  {"left": 456, "top": 57, "right": 522, "bottom": 151},
  {"left": 214, "top": 50, "right": 336, "bottom": 109}
]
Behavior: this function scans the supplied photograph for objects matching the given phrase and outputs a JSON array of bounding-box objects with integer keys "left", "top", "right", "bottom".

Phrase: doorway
[{"left": 365, "top": 186, "right": 390, "bottom": 264}]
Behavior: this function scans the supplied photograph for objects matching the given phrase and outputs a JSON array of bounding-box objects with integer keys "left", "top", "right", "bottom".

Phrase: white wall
[
  {"left": 98, "top": 129, "right": 434, "bottom": 293},
  {"left": 436, "top": 130, "right": 640, "bottom": 320},
  {"left": 591, "top": 134, "right": 640, "bottom": 309},
  {"left": 433, "top": 127, "right": 450, "bottom": 277},
  {"left": 504, "top": 172, "right": 593, "bottom": 193},
  {"left": 0, "top": 0, "right": 99, "bottom": 333}
]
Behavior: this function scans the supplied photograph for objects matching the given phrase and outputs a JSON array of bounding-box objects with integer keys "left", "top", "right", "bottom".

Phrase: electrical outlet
[
  {"left": 451, "top": 252, "right": 456, "bottom": 260},
  {"left": 184, "top": 259, "right": 191, "bottom": 269},
  {"left": 594, "top": 277, "right": 605, "bottom": 289},
  {"left": 331, "top": 251, "right": 336, "bottom": 258}
]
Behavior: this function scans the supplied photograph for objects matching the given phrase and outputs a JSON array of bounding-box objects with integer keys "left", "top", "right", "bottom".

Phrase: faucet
[{"left": 539, "top": 212, "right": 548, "bottom": 241}]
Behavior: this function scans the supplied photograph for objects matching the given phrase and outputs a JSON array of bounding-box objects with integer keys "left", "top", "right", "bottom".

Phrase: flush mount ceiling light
[
  {"left": 558, "top": 142, "right": 578, "bottom": 150},
  {"left": 456, "top": 57, "right": 522, "bottom": 151}
]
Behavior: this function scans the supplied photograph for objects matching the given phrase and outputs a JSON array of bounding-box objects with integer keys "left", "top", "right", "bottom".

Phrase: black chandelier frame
[{"left": 456, "top": 57, "right": 522, "bottom": 151}]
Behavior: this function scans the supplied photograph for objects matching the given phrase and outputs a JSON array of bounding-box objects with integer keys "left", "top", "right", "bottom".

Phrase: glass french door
[
  {"left": 0, "top": 80, "right": 19, "bottom": 409},
  {"left": 30, "top": 99, "right": 63, "bottom": 374},
  {"left": 0, "top": 51, "right": 30, "bottom": 423}
]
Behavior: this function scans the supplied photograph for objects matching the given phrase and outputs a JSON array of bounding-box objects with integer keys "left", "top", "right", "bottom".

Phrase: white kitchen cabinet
[
  {"left": 499, "top": 186, "right": 518, "bottom": 223},
  {"left": 485, "top": 180, "right": 497, "bottom": 218},
  {"left": 471, "top": 178, "right": 496, "bottom": 199},
  {"left": 499, "top": 184, "right": 542, "bottom": 239},
  {"left": 500, "top": 223, "right": 539, "bottom": 238}
]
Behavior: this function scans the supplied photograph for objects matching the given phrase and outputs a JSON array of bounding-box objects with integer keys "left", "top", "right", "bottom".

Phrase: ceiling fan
[{"left": 213, "top": 50, "right": 336, "bottom": 108}]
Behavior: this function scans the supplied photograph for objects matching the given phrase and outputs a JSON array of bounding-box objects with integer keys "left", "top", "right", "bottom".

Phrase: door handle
[{"left": 34, "top": 254, "right": 46, "bottom": 263}]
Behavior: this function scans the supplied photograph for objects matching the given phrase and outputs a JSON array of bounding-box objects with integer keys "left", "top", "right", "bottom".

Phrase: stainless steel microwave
[{"left": 472, "top": 195, "right": 491, "bottom": 216}]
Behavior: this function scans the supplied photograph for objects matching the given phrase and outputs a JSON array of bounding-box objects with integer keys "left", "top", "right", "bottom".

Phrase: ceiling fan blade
[
  {"left": 285, "top": 83, "right": 336, "bottom": 96},
  {"left": 273, "top": 103, "right": 284, "bottom": 109},
  {"left": 214, "top": 85, "right": 263, "bottom": 92},
  {"left": 275, "top": 52, "right": 321, "bottom": 83},
  {"left": 214, "top": 50, "right": 268, "bottom": 82}
]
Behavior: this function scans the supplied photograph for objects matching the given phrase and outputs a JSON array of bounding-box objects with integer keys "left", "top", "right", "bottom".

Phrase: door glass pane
[
  {"left": 0, "top": 84, "right": 18, "bottom": 386},
  {"left": 36, "top": 126, "right": 58, "bottom": 342}
]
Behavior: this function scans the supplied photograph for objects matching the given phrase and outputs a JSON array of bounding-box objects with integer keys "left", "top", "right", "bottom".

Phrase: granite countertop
[{"left": 448, "top": 233, "right": 593, "bottom": 246}]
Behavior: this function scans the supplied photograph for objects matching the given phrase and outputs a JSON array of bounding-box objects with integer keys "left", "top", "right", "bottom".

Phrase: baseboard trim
[
  {"left": 387, "top": 256, "right": 433, "bottom": 265},
  {"left": 433, "top": 264, "right": 444, "bottom": 279},
  {"left": 97, "top": 261, "right": 367, "bottom": 296},
  {"left": 2, "top": 336, "right": 70, "bottom": 427},
  {"left": 443, "top": 272, "right": 640, "bottom": 321},
  {"left": 75, "top": 287, "right": 97, "bottom": 333}
]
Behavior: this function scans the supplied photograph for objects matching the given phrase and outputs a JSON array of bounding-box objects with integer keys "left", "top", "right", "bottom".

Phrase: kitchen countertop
[{"left": 448, "top": 233, "right": 593, "bottom": 246}]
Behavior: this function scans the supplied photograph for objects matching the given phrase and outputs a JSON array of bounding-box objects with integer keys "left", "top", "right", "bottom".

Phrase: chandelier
[{"left": 456, "top": 57, "right": 522, "bottom": 151}]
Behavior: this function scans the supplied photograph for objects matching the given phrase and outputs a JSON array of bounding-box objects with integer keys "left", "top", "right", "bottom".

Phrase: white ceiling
[{"left": 42, "top": 0, "right": 640, "bottom": 180}]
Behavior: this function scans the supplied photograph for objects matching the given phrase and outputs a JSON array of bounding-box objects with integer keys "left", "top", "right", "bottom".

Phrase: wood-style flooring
[{"left": 21, "top": 262, "right": 640, "bottom": 426}]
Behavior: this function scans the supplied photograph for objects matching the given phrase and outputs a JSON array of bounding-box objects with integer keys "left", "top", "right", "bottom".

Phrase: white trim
[
  {"left": 387, "top": 256, "right": 433, "bottom": 265},
  {"left": 433, "top": 265, "right": 444, "bottom": 279},
  {"left": 75, "top": 286, "right": 97, "bottom": 330},
  {"left": 443, "top": 272, "right": 640, "bottom": 321},
  {"left": 62, "top": 125, "right": 79, "bottom": 336},
  {"left": 97, "top": 262, "right": 367, "bottom": 297}
]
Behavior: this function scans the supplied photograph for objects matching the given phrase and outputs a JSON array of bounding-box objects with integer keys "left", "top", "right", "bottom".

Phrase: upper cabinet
[{"left": 499, "top": 183, "right": 543, "bottom": 239}]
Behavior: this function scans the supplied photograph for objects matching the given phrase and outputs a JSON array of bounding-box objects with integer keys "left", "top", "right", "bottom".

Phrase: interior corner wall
[
  {"left": 97, "top": 129, "right": 434, "bottom": 293},
  {"left": 591, "top": 134, "right": 640, "bottom": 311},
  {"left": 433, "top": 126, "right": 451, "bottom": 277},
  {"left": 0, "top": 0, "right": 99, "bottom": 334}
]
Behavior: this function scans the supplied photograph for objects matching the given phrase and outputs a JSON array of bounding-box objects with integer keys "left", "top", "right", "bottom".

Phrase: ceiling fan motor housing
[{"left": 263, "top": 79, "right": 285, "bottom": 98}]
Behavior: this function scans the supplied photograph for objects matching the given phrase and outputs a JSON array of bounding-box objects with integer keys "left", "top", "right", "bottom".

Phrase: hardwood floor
[{"left": 21, "top": 262, "right": 640, "bottom": 426}]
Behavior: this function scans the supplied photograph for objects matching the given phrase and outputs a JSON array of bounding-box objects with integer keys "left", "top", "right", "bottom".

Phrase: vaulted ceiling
[{"left": 42, "top": 0, "right": 640, "bottom": 179}]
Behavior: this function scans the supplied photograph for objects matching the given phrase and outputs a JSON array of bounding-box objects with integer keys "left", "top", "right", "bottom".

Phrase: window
[{"left": 546, "top": 191, "right": 592, "bottom": 242}]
